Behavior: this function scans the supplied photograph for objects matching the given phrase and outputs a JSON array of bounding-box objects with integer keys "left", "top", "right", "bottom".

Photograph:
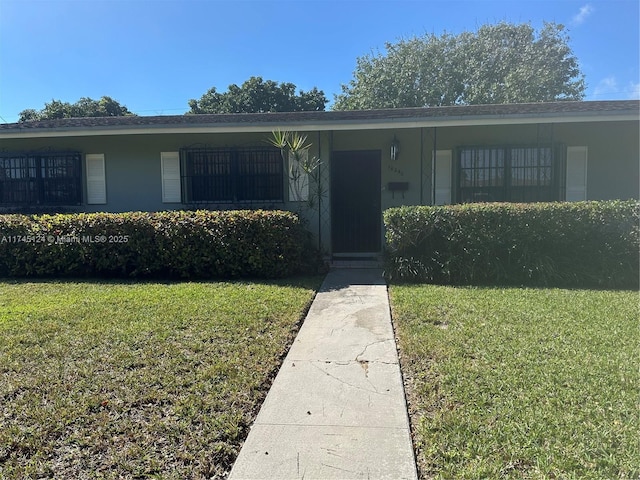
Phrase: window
[
  {"left": 180, "top": 147, "right": 283, "bottom": 203},
  {"left": 457, "top": 146, "right": 562, "bottom": 203},
  {"left": 0, "top": 151, "right": 82, "bottom": 205}
]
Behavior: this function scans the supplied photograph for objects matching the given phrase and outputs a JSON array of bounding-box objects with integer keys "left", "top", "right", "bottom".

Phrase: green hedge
[
  {"left": 384, "top": 200, "right": 639, "bottom": 288},
  {"left": 0, "top": 210, "right": 309, "bottom": 279}
]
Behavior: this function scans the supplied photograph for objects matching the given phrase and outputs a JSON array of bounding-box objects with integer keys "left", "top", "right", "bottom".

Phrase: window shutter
[
  {"left": 433, "top": 150, "right": 452, "bottom": 205},
  {"left": 566, "top": 146, "right": 588, "bottom": 201},
  {"left": 161, "top": 152, "right": 181, "bottom": 203},
  {"left": 288, "top": 150, "right": 309, "bottom": 202},
  {"left": 86, "top": 154, "right": 106, "bottom": 204}
]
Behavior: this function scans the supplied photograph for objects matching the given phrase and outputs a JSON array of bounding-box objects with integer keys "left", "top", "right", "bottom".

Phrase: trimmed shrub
[
  {"left": 384, "top": 200, "right": 639, "bottom": 288},
  {"left": 0, "top": 210, "right": 310, "bottom": 279}
]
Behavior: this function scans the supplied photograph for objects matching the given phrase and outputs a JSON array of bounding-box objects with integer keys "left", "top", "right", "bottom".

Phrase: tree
[
  {"left": 19, "top": 96, "right": 134, "bottom": 122},
  {"left": 188, "top": 76, "right": 327, "bottom": 114},
  {"left": 333, "top": 22, "right": 585, "bottom": 110}
]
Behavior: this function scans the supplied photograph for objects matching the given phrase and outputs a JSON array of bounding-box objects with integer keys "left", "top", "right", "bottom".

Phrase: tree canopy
[
  {"left": 19, "top": 96, "right": 135, "bottom": 122},
  {"left": 333, "top": 22, "right": 586, "bottom": 110},
  {"left": 188, "top": 76, "right": 327, "bottom": 114}
]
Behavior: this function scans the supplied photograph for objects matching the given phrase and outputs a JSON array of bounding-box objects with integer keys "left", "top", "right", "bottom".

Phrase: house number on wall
[{"left": 388, "top": 165, "right": 404, "bottom": 176}]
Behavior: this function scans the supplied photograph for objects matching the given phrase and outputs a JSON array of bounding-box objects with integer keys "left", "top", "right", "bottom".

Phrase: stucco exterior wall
[
  {"left": 331, "top": 129, "right": 427, "bottom": 209},
  {"left": 1, "top": 118, "right": 637, "bottom": 254},
  {"left": 393, "top": 120, "right": 639, "bottom": 203},
  {"left": 554, "top": 121, "right": 639, "bottom": 200},
  {"left": 1, "top": 131, "right": 317, "bottom": 209}
]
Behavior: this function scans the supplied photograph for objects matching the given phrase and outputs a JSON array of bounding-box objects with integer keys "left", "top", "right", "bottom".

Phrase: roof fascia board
[{"left": 1, "top": 113, "right": 637, "bottom": 139}]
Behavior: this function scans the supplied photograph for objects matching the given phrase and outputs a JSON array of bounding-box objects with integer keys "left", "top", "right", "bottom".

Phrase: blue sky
[{"left": 0, "top": 0, "right": 638, "bottom": 122}]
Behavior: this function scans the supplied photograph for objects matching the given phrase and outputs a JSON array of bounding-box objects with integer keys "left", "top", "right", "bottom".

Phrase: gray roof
[{"left": 1, "top": 100, "right": 638, "bottom": 134}]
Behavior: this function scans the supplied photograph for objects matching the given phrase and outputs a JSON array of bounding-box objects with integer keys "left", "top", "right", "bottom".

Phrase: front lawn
[
  {"left": 0, "top": 278, "right": 320, "bottom": 479},
  {"left": 390, "top": 285, "right": 638, "bottom": 479}
]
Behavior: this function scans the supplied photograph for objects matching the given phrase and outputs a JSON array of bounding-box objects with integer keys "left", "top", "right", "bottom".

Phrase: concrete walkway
[{"left": 228, "top": 268, "right": 418, "bottom": 480}]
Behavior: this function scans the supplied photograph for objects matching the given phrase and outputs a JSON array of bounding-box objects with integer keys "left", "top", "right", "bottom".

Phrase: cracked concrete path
[{"left": 228, "top": 268, "right": 418, "bottom": 480}]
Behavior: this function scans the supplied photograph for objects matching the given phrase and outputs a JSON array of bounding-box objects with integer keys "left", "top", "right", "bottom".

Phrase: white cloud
[
  {"left": 590, "top": 77, "right": 640, "bottom": 100},
  {"left": 593, "top": 76, "right": 617, "bottom": 97},
  {"left": 572, "top": 4, "right": 594, "bottom": 26}
]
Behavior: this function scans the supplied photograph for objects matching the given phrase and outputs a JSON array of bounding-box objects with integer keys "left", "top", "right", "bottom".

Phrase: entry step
[{"left": 330, "top": 256, "right": 382, "bottom": 269}]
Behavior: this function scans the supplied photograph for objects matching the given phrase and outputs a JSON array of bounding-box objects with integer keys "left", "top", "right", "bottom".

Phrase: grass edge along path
[
  {"left": 389, "top": 285, "right": 639, "bottom": 480},
  {"left": 0, "top": 277, "right": 321, "bottom": 479}
]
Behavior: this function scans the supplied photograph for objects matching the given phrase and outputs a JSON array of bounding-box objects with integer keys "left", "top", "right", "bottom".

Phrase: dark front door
[{"left": 331, "top": 150, "right": 381, "bottom": 253}]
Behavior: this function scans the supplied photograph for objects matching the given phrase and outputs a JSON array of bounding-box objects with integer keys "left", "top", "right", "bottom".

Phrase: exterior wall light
[{"left": 390, "top": 136, "right": 400, "bottom": 161}]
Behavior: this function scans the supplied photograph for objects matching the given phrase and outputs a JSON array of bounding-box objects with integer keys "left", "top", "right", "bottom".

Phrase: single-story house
[{"left": 0, "top": 100, "right": 638, "bottom": 255}]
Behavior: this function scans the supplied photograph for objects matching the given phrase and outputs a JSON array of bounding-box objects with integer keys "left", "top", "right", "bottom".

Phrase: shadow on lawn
[{"left": 0, "top": 273, "right": 325, "bottom": 290}]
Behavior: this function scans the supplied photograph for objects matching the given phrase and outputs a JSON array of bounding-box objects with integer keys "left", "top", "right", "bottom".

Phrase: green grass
[
  {"left": 0, "top": 277, "right": 321, "bottom": 479},
  {"left": 389, "top": 285, "right": 639, "bottom": 479}
]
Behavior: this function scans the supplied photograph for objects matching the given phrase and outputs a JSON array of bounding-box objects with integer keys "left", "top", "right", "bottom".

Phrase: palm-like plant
[
  {"left": 268, "top": 130, "right": 326, "bottom": 253},
  {"left": 268, "top": 130, "right": 324, "bottom": 210}
]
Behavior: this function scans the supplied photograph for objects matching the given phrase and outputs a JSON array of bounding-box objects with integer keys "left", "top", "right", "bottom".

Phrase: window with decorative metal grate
[
  {"left": 0, "top": 151, "right": 82, "bottom": 206},
  {"left": 180, "top": 147, "right": 284, "bottom": 204},
  {"left": 457, "top": 145, "right": 565, "bottom": 203}
]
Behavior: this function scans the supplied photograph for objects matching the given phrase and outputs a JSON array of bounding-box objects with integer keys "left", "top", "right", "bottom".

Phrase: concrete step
[{"left": 330, "top": 256, "right": 383, "bottom": 269}]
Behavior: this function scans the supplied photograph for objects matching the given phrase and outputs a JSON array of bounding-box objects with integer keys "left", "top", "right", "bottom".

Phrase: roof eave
[{"left": 1, "top": 110, "right": 637, "bottom": 139}]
